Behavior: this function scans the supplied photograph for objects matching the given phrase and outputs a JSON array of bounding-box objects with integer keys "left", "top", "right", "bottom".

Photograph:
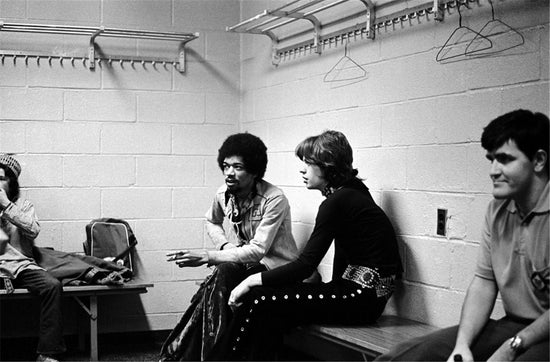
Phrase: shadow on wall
[
  {"left": 380, "top": 191, "right": 429, "bottom": 322},
  {"left": 186, "top": 49, "right": 240, "bottom": 93}
]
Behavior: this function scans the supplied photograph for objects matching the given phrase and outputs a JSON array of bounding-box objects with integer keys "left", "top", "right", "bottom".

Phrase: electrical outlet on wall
[{"left": 437, "top": 208, "right": 447, "bottom": 236}]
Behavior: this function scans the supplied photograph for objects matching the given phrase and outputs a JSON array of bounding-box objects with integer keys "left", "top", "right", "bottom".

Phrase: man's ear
[{"left": 533, "top": 149, "right": 548, "bottom": 173}]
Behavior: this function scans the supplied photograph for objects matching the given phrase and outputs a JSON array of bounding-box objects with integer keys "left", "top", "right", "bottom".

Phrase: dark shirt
[{"left": 262, "top": 178, "right": 402, "bottom": 286}]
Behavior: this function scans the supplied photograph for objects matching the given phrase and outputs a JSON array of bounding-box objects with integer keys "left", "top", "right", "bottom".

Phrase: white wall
[
  {"left": 239, "top": 0, "right": 549, "bottom": 328},
  {"left": 0, "top": 0, "right": 548, "bottom": 336},
  {"left": 0, "top": 0, "right": 241, "bottom": 335}
]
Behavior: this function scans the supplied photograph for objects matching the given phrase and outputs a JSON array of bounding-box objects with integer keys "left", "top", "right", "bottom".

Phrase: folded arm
[{"left": 0, "top": 199, "right": 40, "bottom": 239}]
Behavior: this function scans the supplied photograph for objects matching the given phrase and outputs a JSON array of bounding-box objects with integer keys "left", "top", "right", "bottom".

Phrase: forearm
[
  {"left": 455, "top": 276, "right": 498, "bottom": 348},
  {"left": 247, "top": 273, "right": 262, "bottom": 288},
  {"left": 517, "top": 310, "right": 549, "bottom": 350},
  {"left": 228, "top": 272, "right": 263, "bottom": 307},
  {"left": 207, "top": 243, "right": 264, "bottom": 265},
  {"left": 0, "top": 228, "right": 8, "bottom": 254},
  {"left": 1, "top": 201, "right": 40, "bottom": 238},
  {"left": 206, "top": 221, "right": 235, "bottom": 250}
]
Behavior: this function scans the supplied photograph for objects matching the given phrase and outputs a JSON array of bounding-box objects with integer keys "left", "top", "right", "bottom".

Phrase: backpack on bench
[{"left": 83, "top": 218, "right": 137, "bottom": 272}]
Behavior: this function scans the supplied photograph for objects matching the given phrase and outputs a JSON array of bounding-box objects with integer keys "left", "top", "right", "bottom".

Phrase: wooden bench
[
  {"left": 284, "top": 314, "right": 439, "bottom": 361},
  {"left": 0, "top": 279, "right": 153, "bottom": 361}
]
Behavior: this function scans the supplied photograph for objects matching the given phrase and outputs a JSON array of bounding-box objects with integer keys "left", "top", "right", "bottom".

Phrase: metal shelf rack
[
  {"left": 0, "top": 22, "right": 199, "bottom": 72},
  {"left": 227, "top": 0, "right": 451, "bottom": 65}
]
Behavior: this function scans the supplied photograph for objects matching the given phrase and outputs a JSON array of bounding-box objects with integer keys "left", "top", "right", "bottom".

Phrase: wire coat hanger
[
  {"left": 323, "top": 41, "right": 366, "bottom": 83},
  {"left": 436, "top": 1, "right": 493, "bottom": 62},
  {"left": 465, "top": 0, "right": 524, "bottom": 56}
]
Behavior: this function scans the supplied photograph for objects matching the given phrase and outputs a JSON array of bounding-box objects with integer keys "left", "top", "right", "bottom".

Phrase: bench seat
[
  {"left": 284, "top": 314, "right": 439, "bottom": 361},
  {"left": 0, "top": 279, "right": 153, "bottom": 361}
]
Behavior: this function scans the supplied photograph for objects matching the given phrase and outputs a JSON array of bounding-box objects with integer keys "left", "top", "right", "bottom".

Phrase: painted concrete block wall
[
  {"left": 0, "top": 0, "right": 241, "bottom": 335},
  {"left": 239, "top": 0, "right": 549, "bottom": 328},
  {"left": 1, "top": 0, "right": 548, "bottom": 338}
]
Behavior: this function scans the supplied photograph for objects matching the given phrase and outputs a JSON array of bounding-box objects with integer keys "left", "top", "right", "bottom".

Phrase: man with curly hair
[{"left": 160, "top": 133, "right": 300, "bottom": 361}]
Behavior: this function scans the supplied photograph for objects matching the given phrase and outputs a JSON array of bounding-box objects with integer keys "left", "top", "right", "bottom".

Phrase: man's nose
[{"left": 489, "top": 160, "right": 500, "bottom": 177}]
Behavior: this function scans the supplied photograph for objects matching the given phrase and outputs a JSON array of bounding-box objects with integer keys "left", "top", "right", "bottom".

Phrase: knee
[
  {"left": 216, "top": 262, "right": 242, "bottom": 274},
  {"left": 42, "top": 276, "right": 62, "bottom": 296}
]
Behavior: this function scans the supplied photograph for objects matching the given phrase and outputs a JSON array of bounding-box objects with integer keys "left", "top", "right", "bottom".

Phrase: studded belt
[{"left": 342, "top": 264, "right": 396, "bottom": 299}]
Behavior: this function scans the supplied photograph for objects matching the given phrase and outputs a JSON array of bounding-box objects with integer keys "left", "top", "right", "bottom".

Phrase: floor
[
  {"left": 0, "top": 332, "right": 163, "bottom": 362},
  {"left": 0, "top": 331, "right": 317, "bottom": 361}
]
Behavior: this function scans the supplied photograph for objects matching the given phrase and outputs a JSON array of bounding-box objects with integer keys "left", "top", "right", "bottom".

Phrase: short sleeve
[{"left": 475, "top": 204, "right": 495, "bottom": 281}]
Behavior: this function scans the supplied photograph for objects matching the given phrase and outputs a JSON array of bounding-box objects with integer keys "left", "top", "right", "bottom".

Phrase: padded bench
[
  {"left": 0, "top": 279, "right": 153, "bottom": 361},
  {"left": 284, "top": 314, "right": 439, "bottom": 361}
]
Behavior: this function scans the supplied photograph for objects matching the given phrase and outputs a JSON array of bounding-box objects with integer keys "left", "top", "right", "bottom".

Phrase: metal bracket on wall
[{"left": 0, "top": 21, "right": 199, "bottom": 73}]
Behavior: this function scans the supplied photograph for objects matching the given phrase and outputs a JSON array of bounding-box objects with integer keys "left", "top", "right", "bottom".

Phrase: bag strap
[{"left": 112, "top": 239, "right": 138, "bottom": 264}]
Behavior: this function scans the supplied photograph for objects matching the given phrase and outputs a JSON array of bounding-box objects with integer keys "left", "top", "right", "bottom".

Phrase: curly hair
[
  {"left": 217, "top": 133, "right": 268, "bottom": 180},
  {"left": 295, "top": 130, "right": 358, "bottom": 188},
  {"left": 0, "top": 165, "right": 20, "bottom": 202},
  {"left": 482, "top": 109, "right": 549, "bottom": 173}
]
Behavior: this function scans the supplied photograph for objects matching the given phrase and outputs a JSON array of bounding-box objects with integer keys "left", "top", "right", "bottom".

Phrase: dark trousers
[
  {"left": 14, "top": 269, "right": 66, "bottom": 355},
  {"left": 215, "top": 279, "right": 388, "bottom": 361},
  {"left": 375, "top": 317, "right": 549, "bottom": 361},
  {"left": 160, "top": 262, "right": 267, "bottom": 361}
]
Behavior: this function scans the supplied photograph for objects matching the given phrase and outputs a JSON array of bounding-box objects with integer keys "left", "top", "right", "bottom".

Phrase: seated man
[
  {"left": 0, "top": 154, "right": 66, "bottom": 362},
  {"left": 377, "top": 109, "right": 549, "bottom": 362},
  {"left": 160, "top": 133, "right": 301, "bottom": 361}
]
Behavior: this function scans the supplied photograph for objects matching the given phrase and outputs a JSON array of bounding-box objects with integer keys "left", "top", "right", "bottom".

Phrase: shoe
[{"left": 36, "top": 354, "right": 60, "bottom": 362}]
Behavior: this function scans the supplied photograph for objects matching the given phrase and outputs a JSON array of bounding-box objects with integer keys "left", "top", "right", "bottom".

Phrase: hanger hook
[{"left": 489, "top": 0, "right": 495, "bottom": 20}]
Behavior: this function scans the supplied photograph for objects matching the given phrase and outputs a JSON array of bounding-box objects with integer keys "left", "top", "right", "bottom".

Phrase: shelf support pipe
[
  {"left": 433, "top": 0, "right": 444, "bottom": 21},
  {"left": 358, "top": 0, "right": 375, "bottom": 39},
  {"left": 267, "top": 11, "right": 322, "bottom": 65},
  {"left": 304, "top": 15, "right": 322, "bottom": 54},
  {"left": 88, "top": 27, "right": 103, "bottom": 70}
]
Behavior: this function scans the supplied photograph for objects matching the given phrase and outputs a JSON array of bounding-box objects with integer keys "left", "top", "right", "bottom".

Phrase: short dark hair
[
  {"left": 217, "top": 133, "right": 268, "bottom": 180},
  {"left": 295, "top": 130, "right": 358, "bottom": 188},
  {"left": 0, "top": 164, "right": 20, "bottom": 202},
  {"left": 481, "top": 109, "right": 549, "bottom": 172}
]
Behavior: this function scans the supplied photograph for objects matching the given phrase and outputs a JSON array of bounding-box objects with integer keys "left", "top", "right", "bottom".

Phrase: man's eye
[{"left": 495, "top": 155, "right": 512, "bottom": 163}]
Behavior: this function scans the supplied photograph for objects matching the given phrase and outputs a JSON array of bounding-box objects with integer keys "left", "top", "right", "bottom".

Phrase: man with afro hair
[{"left": 161, "top": 133, "right": 300, "bottom": 361}]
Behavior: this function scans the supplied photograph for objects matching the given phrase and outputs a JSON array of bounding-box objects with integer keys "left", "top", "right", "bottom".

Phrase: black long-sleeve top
[{"left": 262, "top": 178, "right": 402, "bottom": 286}]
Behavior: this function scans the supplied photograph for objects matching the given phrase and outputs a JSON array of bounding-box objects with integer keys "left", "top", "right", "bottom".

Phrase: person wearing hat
[{"left": 0, "top": 154, "right": 66, "bottom": 362}]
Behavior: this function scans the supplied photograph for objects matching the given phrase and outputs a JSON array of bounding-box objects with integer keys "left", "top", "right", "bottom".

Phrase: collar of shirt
[
  {"left": 506, "top": 182, "right": 549, "bottom": 222},
  {"left": 224, "top": 181, "right": 259, "bottom": 207}
]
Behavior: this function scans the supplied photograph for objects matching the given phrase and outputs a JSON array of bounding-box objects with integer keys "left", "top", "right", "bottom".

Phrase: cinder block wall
[
  {"left": 0, "top": 0, "right": 241, "bottom": 335},
  {"left": 239, "top": 0, "right": 549, "bottom": 328},
  {"left": 0, "top": 0, "right": 548, "bottom": 337}
]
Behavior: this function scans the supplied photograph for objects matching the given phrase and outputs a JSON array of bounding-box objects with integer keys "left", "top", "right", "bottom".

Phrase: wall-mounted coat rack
[
  {"left": 227, "top": 0, "right": 491, "bottom": 65},
  {"left": 0, "top": 22, "right": 199, "bottom": 72},
  {"left": 227, "top": 0, "right": 377, "bottom": 65}
]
